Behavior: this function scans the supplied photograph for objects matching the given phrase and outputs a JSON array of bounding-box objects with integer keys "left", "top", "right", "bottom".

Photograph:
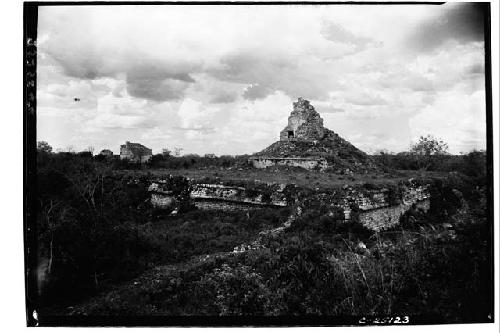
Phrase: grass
[
  {"left": 116, "top": 167, "right": 449, "bottom": 190},
  {"left": 50, "top": 169, "right": 491, "bottom": 322},
  {"left": 66, "top": 215, "right": 491, "bottom": 320},
  {"left": 39, "top": 206, "right": 292, "bottom": 316},
  {"left": 139, "top": 207, "right": 291, "bottom": 266},
  {"left": 35, "top": 152, "right": 490, "bottom": 321}
]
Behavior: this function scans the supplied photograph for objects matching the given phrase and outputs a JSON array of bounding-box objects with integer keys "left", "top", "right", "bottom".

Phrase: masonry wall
[
  {"left": 335, "top": 184, "right": 430, "bottom": 231},
  {"left": 358, "top": 199, "right": 430, "bottom": 231},
  {"left": 120, "top": 146, "right": 152, "bottom": 163},
  {"left": 119, "top": 147, "right": 134, "bottom": 160},
  {"left": 151, "top": 193, "right": 175, "bottom": 209},
  {"left": 150, "top": 183, "right": 288, "bottom": 210},
  {"left": 149, "top": 178, "right": 431, "bottom": 231},
  {"left": 279, "top": 98, "right": 325, "bottom": 141},
  {"left": 250, "top": 157, "right": 328, "bottom": 170},
  {"left": 194, "top": 200, "right": 269, "bottom": 212},
  {"left": 191, "top": 184, "right": 287, "bottom": 207}
]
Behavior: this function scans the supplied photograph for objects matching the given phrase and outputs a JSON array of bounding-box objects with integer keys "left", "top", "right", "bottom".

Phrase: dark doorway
[{"left": 288, "top": 131, "right": 294, "bottom": 138}]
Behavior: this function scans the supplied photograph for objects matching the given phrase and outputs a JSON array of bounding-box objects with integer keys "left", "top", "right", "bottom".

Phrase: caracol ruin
[
  {"left": 250, "top": 98, "right": 380, "bottom": 173},
  {"left": 279, "top": 98, "right": 325, "bottom": 141}
]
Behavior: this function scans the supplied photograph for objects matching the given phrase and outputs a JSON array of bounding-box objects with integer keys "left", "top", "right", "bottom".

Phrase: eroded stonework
[
  {"left": 251, "top": 97, "right": 380, "bottom": 172},
  {"left": 279, "top": 97, "right": 325, "bottom": 141},
  {"left": 249, "top": 156, "right": 328, "bottom": 171},
  {"left": 120, "top": 141, "right": 152, "bottom": 163},
  {"left": 149, "top": 177, "right": 431, "bottom": 231}
]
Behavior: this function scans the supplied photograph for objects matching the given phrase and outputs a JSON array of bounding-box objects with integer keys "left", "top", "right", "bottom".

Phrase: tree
[
  {"left": 173, "top": 147, "right": 183, "bottom": 157},
  {"left": 162, "top": 148, "right": 171, "bottom": 157},
  {"left": 39, "top": 199, "right": 72, "bottom": 275},
  {"left": 374, "top": 149, "right": 394, "bottom": 155},
  {"left": 410, "top": 135, "right": 449, "bottom": 156},
  {"left": 462, "top": 150, "right": 486, "bottom": 179},
  {"left": 409, "top": 135, "right": 449, "bottom": 170},
  {"left": 373, "top": 149, "right": 394, "bottom": 169},
  {"left": 37, "top": 141, "right": 53, "bottom": 153},
  {"left": 58, "top": 158, "right": 113, "bottom": 288},
  {"left": 65, "top": 145, "right": 75, "bottom": 153}
]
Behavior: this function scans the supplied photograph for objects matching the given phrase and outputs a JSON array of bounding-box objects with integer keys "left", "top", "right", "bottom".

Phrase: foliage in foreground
[
  {"left": 36, "top": 151, "right": 492, "bottom": 323},
  {"left": 36, "top": 152, "right": 290, "bottom": 306},
  {"left": 70, "top": 173, "right": 491, "bottom": 322}
]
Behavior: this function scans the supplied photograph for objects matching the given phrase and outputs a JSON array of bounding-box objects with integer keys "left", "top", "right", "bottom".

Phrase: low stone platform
[{"left": 248, "top": 156, "right": 328, "bottom": 171}]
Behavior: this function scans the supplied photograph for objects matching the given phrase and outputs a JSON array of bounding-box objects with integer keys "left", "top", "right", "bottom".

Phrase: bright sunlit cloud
[{"left": 37, "top": 3, "right": 487, "bottom": 155}]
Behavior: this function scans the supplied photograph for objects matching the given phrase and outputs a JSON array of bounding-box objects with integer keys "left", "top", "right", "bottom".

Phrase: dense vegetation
[
  {"left": 67, "top": 171, "right": 491, "bottom": 322},
  {"left": 373, "top": 150, "right": 487, "bottom": 175},
  {"left": 36, "top": 152, "right": 291, "bottom": 306},
  {"left": 35, "top": 145, "right": 491, "bottom": 322},
  {"left": 101, "top": 152, "right": 252, "bottom": 170}
]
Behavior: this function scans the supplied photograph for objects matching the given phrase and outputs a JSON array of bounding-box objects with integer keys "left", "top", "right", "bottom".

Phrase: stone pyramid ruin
[
  {"left": 250, "top": 98, "right": 380, "bottom": 173},
  {"left": 279, "top": 98, "right": 325, "bottom": 141}
]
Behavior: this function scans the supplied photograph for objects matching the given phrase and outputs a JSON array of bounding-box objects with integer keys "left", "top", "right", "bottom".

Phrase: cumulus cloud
[
  {"left": 176, "top": 98, "right": 223, "bottom": 134},
  {"left": 320, "top": 21, "right": 378, "bottom": 53},
  {"left": 243, "top": 83, "right": 276, "bottom": 101},
  {"left": 409, "top": 90, "right": 486, "bottom": 153},
  {"left": 36, "top": 4, "right": 488, "bottom": 154},
  {"left": 38, "top": 7, "right": 203, "bottom": 102},
  {"left": 314, "top": 103, "right": 345, "bottom": 114},
  {"left": 210, "top": 52, "right": 293, "bottom": 100},
  {"left": 209, "top": 92, "right": 239, "bottom": 104},
  {"left": 378, "top": 71, "right": 435, "bottom": 92},
  {"left": 344, "top": 91, "right": 388, "bottom": 106},
  {"left": 212, "top": 51, "right": 343, "bottom": 101},
  {"left": 211, "top": 92, "right": 292, "bottom": 154},
  {"left": 125, "top": 62, "right": 199, "bottom": 101}
]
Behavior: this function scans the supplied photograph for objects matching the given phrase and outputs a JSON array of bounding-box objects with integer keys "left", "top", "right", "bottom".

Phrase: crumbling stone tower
[{"left": 279, "top": 97, "right": 325, "bottom": 141}]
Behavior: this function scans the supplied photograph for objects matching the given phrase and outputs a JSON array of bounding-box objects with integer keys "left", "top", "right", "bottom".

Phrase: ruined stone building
[
  {"left": 250, "top": 97, "right": 379, "bottom": 172},
  {"left": 279, "top": 97, "right": 325, "bottom": 141},
  {"left": 120, "top": 141, "right": 153, "bottom": 163}
]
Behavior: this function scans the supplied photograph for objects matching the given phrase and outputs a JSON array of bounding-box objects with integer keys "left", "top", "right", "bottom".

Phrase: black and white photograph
[{"left": 21, "top": 0, "right": 497, "bottom": 327}]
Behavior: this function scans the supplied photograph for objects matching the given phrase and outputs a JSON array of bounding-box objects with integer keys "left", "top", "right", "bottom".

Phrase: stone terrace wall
[
  {"left": 149, "top": 182, "right": 288, "bottom": 210},
  {"left": 359, "top": 199, "right": 430, "bottom": 231},
  {"left": 151, "top": 193, "right": 175, "bottom": 209},
  {"left": 149, "top": 177, "right": 431, "bottom": 231},
  {"left": 327, "top": 183, "right": 430, "bottom": 231},
  {"left": 191, "top": 183, "right": 287, "bottom": 207},
  {"left": 340, "top": 184, "right": 429, "bottom": 216},
  {"left": 249, "top": 156, "right": 328, "bottom": 171},
  {"left": 194, "top": 199, "right": 276, "bottom": 212}
]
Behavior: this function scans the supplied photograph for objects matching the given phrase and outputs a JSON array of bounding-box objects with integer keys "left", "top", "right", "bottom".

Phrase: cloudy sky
[{"left": 37, "top": 2, "right": 487, "bottom": 155}]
